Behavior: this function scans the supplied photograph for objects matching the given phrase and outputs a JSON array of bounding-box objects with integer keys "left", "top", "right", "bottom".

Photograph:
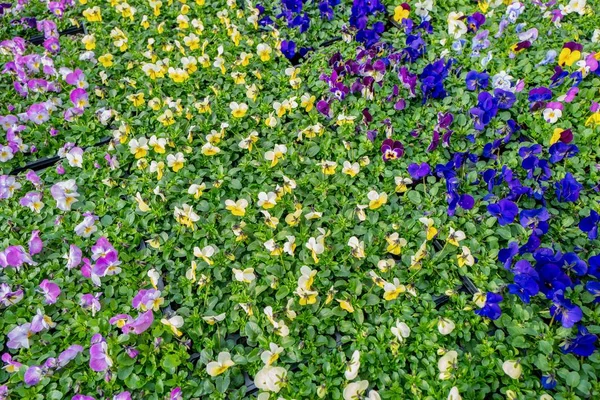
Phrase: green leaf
[
  {"left": 566, "top": 371, "right": 580, "bottom": 387},
  {"left": 161, "top": 354, "right": 181, "bottom": 374}
]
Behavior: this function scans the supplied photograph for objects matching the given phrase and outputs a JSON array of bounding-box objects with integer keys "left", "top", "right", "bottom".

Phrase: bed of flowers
[{"left": 1, "top": 0, "right": 600, "bottom": 399}]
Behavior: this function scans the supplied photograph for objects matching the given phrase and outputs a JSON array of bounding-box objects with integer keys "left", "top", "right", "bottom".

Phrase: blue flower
[
  {"left": 494, "top": 88, "right": 516, "bottom": 109},
  {"left": 465, "top": 70, "right": 489, "bottom": 91},
  {"left": 541, "top": 375, "right": 557, "bottom": 390},
  {"left": 519, "top": 208, "right": 550, "bottom": 234},
  {"left": 550, "top": 290, "right": 583, "bottom": 328},
  {"left": 585, "top": 281, "right": 600, "bottom": 303},
  {"left": 508, "top": 274, "right": 539, "bottom": 303},
  {"left": 498, "top": 241, "right": 518, "bottom": 269},
  {"left": 579, "top": 210, "right": 599, "bottom": 240},
  {"left": 475, "top": 292, "right": 503, "bottom": 320},
  {"left": 555, "top": 173, "right": 582, "bottom": 203},
  {"left": 549, "top": 143, "right": 579, "bottom": 164},
  {"left": 560, "top": 326, "right": 597, "bottom": 357},
  {"left": 487, "top": 198, "right": 519, "bottom": 226}
]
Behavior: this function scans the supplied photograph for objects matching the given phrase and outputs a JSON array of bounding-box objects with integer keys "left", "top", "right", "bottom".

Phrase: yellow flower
[
  {"left": 393, "top": 4, "right": 410, "bottom": 22},
  {"left": 82, "top": 34, "right": 96, "bottom": 50},
  {"left": 585, "top": 112, "right": 600, "bottom": 127},
  {"left": 367, "top": 190, "right": 387, "bottom": 210},
  {"left": 225, "top": 199, "right": 249, "bottom": 216},
  {"left": 300, "top": 93, "right": 316, "bottom": 112},
  {"left": 347, "top": 236, "right": 366, "bottom": 259},
  {"left": 150, "top": 161, "right": 164, "bottom": 180},
  {"left": 319, "top": 160, "right": 337, "bottom": 175},
  {"left": 457, "top": 246, "right": 474, "bottom": 267},
  {"left": 206, "top": 352, "right": 235, "bottom": 377},
  {"left": 337, "top": 299, "right": 354, "bottom": 313},
  {"left": 129, "top": 137, "right": 149, "bottom": 159},
  {"left": 98, "top": 54, "right": 114, "bottom": 67},
  {"left": 188, "top": 183, "right": 206, "bottom": 199},
  {"left": 257, "top": 43, "right": 272, "bottom": 61},
  {"left": 558, "top": 46, "right": 581, "bottom": 67},
  {"left": 230, "top": 102, "right": 248, "bottom": 118},
  {"left": 174, "top": 204, "right": 200, "bottom": 230},
  {"left": 167, "top": 152, "right": 185, "bottom": 172},
  {"left": 447, "top": 228, "right": 466, "bottom": 246},
  {"left": 127, "top": 92, "right": 145, "bottom": 107},
  {"left": 183, "top": 33, "right": 200, "bottom": 50},
  {"left": 296, "top": 287, "right": 318, "bottom": 305},
  {"left": 134, "top": 192, "right": 150, "bottom": 212},
  {"left": 478, "top": 1, "right": 489, "bottom": 13},
  {"left": 257, "top": 192, "right": 277, "bottom": 209},
  {"left": 194, "top": 97, "right": 211, "bottom": 114},
  {"left": 394, "top": 176, "right": 413, "bottom": 193},
  {"left": 383, "top": 278, "right": 405, "bottom": 301},
  {"left": 202, "top": 143, "right": 221, "bottom": 156},
  {"left": 264, "top": 239, "right": 283, "bottom": 256},
  {"left": 342, "top": 161, "right": 360, "bottom": 177},
  {"left": 264, "top": 144, "right": 287, "bottom": 167},
  {"left": 148, "top": 135, "right": 166, "bottom": 153},
  {"left": 158, "top": 109, "right": 175, "bottom": 126},
  {"left": 419, "top": 217, "right": 438, "bottom": 240},
  {"left": 83, "top": 6, "right": 102, "bottom": 22},
  {"left": 305, "top": 236, "right": 325, "bottom": 263},
  {"left": 231, "top": 71, "right": 246, "bottom": 84},
  {"left": 160, "top": 316, "right": 184, "bottom": 337},
  {"left": 386, "top": 233, "right": 407, "bottom": 255},
  {"left": 168, "top": 67, "right": 189, "bottom": 83}
]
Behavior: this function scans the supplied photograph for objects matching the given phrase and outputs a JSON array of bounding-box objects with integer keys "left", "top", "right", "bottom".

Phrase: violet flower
[
  {"left": 487, "top": 199, "right": 518, "bottom": 226},
  {"left": 380, "top": 139, "right": 404, "bottom": 161},
  {"left": 407, "top": 162, "right": 431, "bottom": 180},
  {"left": 39, "top": 279, "right": 60, "bottom": 304}
]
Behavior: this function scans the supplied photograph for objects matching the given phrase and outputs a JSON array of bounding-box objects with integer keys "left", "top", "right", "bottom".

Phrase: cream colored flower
[
  {"left": 344, "top": 350, "right": 360, "bottom": 380},
  {"left": 206, "top": 352, "right": 235, "bottom": 377},
  {"left": 391, "top": 320, "right": 411, "bottom": 342}
]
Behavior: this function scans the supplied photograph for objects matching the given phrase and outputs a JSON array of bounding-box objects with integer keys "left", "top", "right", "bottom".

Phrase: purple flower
[
  {"left": 494, "top": 89, "right": 516, "bottom": 109},
  {"left": 550, "top": 290, "right": 582, "bottom": 328},
  {"left": 170, "top": 387, "right": 183, "bottom": 400},
  {"left": 24, "top": 365, "right": 43, "bottom": 386},
  {"left": 316, "top": 100, "right": 331, "bottom": 118},
  {"left": 465, "top": 70, "right": 489, "bottom": 91},
  {"left": 407, "top": 162, "right": 431, "bottom": 180},
  {"left": 80, "top": 293, "right": 102, "bottom": 316},
  {"left": 72, "top": 395, "right": 96, "bottom": 400},
  {"left": 549, "top": 143, "right": 578, "bottom": 163},
  {"left": 26, "top": 103, "right": 49, "bottom": 125},
  {"left": 58, "top": 345, "right": 84, "bottom": 367},
  {"left": 7, "top": 323, "right": 32, "bottom": 349},
  {"left": 467, "top": 12, "right": 485, "bottom": 32},
  {"left": 579, "top": 210, "right": 599, "bottom": 240},
  {"left": 528, "top": 87, "right": 552, "bottom": 102},
  {"left": 380, "top": 139, "right": 404, "bottom": 161},
  {"left": 28, "top": 230, "right": 43, "bottom": 255},
  {"left": 113, "top": 392, "right": 132, "bottom": 400},
  {"left": 39, "top": 279, "right": 60, "bottom": 304},
  {"left": 66, "top": 244, "right": 82, "bottom": 269},
  {"left": 89, "top": 334, "right": 111, "bottom": 372},
  {"left": 508, "top": 274, "right": 539, "bottom": 303},
  {"left": 475, "top": 292, "right": 503, "bottom": 320},
  {"left": 555, "top": 173, "right": 582, "bottom": 203},
  {"left": 487, "top": 199, "right": 519, "bottom": 226},
  {"left": 519, "top": 208, "right": 550, "bottom": 233},
  {"left": 122, "top": 310, "right": 154, "bottom": 335}
]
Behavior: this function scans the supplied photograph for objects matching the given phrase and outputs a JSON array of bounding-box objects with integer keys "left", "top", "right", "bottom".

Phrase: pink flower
[
  {"left": 91, "top": 237, "right": 115, "bottom": 261},
  {"left": 39, "top": 280, "right": 60, "bottom": 304},
  {"left": 65, "top": 69, "right": 88, "bottom": 89},
  {"left": 113, "top": 392, "right": 132, "bottom": 400},
  {"left": 69, "top": 88, "right": 89, "bottom": 109},
  {"left": 1, "top": 353, "right": 22, "bottom": 372},
  {"left": 170, "top": 388, "right": 183, "bottom": 400},
  {"left": 26, "top": 103, "right": 50, "bottom": 125}
]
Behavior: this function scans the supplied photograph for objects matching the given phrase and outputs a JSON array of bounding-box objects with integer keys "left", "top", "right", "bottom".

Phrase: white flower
[
  {"left": 502, "top": 360, "right": 522, "bottom": 379},
  {"left": 447, "top": 12, "right": 467, "bottom": 39},
  {"left": 261, "top": 343, "right": 284, "bottom": 366},
  {"left": 206, "top": 352, "right": 235, "bottom": 377},
  {"left": 0, "top": 145, "right": 14, "bottom": 162},
  {"left": 448, "top": 386, "right": 462, "bottom": 400},
  {"left": 344, "top": 350, "right": 360, "bottom": 380},
  {"left": 194, "top": 245, "right": 217, "bottom": 265},
  {"left": 492, "top": 71, "right": 514, "bottom": 91},
  {"left": 438, "top": 318, "right": 456, "bottom": 335},
  {"left": 254, "top": 366, "right": 287, "bottom": 393},
  {"left": 438, "top": 350, "right": 458, "bottom": 380},
  {"left": 543, "top": 107, "right": 562, "bottom": 124},
  {"left": 342, "top": 161, "right": 360, "bottom": 177},
  {"left": 232, "top": 267, "right": 255, "bottom": 283},
  {"left": 160, "top": 315, "right": 184, "bottom": 336},
  {"left": 391, "top": 321, "right": 411, "bottom": 342},
  {"left": 592, "top": 29, "right": 600, "bottom": 43},
  {"left": 66, "top": 147, "right": 84, "bottom": 168},
  {"left": 147, "top": 268, "right": 160, "bottom": 289},
  {"left": 343, "top": 380, "right": 369, "bottom": 400},
  {"left": 566, "top": 0, "right": 586, "bottom": 15},
  {"left": 347, "top": 236, "right": 366, "bottom": 259}
]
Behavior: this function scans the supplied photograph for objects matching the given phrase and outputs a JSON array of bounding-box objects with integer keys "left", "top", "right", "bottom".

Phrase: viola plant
[{"left": 1, "top": 0, "right": 600, "bottom": 399}]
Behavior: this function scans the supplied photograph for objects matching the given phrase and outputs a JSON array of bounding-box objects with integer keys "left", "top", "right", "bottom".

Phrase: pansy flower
[
  {"left": 380, "top": 139, "right": 404, "bottom": 161},
  {"left": 558, "top": 42, "right": 582, "bottom": 67}
]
